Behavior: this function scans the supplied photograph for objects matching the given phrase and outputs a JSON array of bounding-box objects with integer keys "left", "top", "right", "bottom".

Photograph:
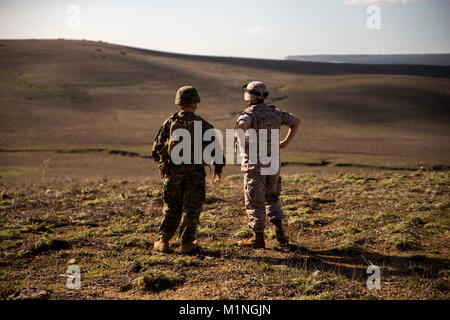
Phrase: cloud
[
  {"left": 247, "top": 26, "right": 273, "bottom": 35},
  {"left": 344, "top": 0, "right": 422, "bottom": 5}
]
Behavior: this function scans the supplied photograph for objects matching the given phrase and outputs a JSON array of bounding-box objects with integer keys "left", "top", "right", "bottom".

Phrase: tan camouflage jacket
[{"left": 236, "top": 103, "right": 299, "bottom": 171}]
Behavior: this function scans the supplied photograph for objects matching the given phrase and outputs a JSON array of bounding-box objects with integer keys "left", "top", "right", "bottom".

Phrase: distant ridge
[{"left": 285, "top": 54, "right": 450, "bottom": 66}]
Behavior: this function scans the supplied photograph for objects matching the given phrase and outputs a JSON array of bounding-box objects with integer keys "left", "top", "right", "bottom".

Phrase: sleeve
[
  {"left": 202, "top": 120, "right": 225, "bottom": 174},
  {"left": 151, "top": 121, "right": 170, "bottom": 162},
  {"left": 279, "top": 110, "right": 299, "bottom": 127},
  {"left": 237, "top": 113, "right": 252, "bottom": 127}
]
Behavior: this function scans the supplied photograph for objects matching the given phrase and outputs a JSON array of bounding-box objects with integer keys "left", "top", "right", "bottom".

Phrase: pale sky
[{"left": 0, "top": 0, "right": 449, "bottom": 59}]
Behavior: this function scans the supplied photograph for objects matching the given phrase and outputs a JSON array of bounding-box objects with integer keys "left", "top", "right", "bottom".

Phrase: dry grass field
[{"left": 0, "top": 170, "right": 448, "bottom": 299}]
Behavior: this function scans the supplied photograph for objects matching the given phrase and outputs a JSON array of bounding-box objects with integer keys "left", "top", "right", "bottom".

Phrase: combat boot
[
  {"left": 272, "top": 218, "right": 289, "bottom": 246},
  {"left": 180, "top": 240, "right": 199, "bottom": 254},
  {"left": 238, "top": 232, "right": 266, "bottom": 249},
  {"left": 153, "top": 237, "right": 170, "bottom": 253}
]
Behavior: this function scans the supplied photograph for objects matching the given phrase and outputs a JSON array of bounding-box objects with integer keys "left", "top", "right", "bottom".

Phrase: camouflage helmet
[
  {"left": 242, "top": 81, "right": 268, "bottom": 101},
  {"left": 175, "top": 86, "right": 201, "bottom": 105}
]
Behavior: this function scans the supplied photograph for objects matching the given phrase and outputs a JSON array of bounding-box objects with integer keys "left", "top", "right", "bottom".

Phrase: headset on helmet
[{"left": 242, "top": 81, "right": 269, "bottom": 100}]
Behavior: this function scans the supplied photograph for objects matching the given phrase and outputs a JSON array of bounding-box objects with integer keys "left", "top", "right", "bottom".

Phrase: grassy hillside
[
  {"left": 0, "top": 170, "right": 449, "bottom": 300},
  {"left": 0, "top": 39, "right": 449, "bottom": 176}
]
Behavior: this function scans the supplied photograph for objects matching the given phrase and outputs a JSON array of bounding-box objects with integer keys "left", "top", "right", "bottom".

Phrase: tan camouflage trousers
[{"left": 244, "top": 169, "right": 285, "bottom": 233}]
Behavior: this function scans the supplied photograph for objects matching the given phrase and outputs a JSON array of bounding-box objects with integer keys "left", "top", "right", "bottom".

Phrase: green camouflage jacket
[{"left": 152, "top": 111, "right": 225, "bottom": 173}]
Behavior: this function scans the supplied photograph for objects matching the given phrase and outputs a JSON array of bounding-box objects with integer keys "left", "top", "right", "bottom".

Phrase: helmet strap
[
  {"left": 180, "top": 103, "right": 197, "bottom": 112},
  {"left": 247, "top": 99, "right": 264, "bottom": 106}
]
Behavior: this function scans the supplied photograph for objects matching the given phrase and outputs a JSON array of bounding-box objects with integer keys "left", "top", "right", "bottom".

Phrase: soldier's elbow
[
  {"left": 237, "top": 121, "right": 248, "bottom": 131},
  {"left": 289, "top": 119, "right": 300, "bottom": 129}
]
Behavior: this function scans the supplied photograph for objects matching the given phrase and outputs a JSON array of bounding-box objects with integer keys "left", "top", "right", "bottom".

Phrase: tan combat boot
[
  {"left": 180, "top": 240, "right": 199, "bottom": 254},
  {"left": 272, "top": 218, "right": 289, "bottom": 246},
  {"left": 153, "top": 237, "right": 170, "bottom": 253},
  {"left": 238, "top": 232, "right": 266, "bottom": 249}
]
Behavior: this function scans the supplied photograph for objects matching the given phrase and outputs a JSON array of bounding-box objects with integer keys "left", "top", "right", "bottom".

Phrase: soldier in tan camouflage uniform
[
  {"left": 236, "top": 81, "right": 300, "bottom": 249},
  {"left": 152, "top": 86, "right": 224, "bottom": 254}
]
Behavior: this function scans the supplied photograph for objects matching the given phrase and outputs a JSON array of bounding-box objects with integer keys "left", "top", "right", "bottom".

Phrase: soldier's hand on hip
[
  {"left": 212, "top": 172, "right": 221, "bottom": 184},
  {"left": 280, "top": 140, "right": 290, "bottom": 149}
]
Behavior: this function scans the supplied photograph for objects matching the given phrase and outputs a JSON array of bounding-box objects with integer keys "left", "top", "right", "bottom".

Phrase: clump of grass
[
  {"left": 291, "top": 274, "right": 319, "bottom": 295},
  {"left": 312, "top": 216, "right": 335, "bottom": 226},
  {"left": 211, "top": 241, "right": 237, "bottom": 248},
  {"left": 175, "top": 256, "right": 197, "bottom": 267},
  {"left": 408, "top": 202, "right": 434, "bottom": 212},
  {"left": 259, "top": 263, "right": 277, "bottom": 273},
  {"left": 205, "top": 194, "right": 223, "bottom": 204},
  {"left": 363, "top": 293, "right": 380, "bottom": 300},
  {"left": 139, "top": 255, "right": 170, "bottom": 266},
  {"left": 136, "top": 223, "right": 153, "bottom": 233},
  {"left": 0, "top": 239, "right": 23, "bottom": 250},
  {"left": 197, "top": 227, "right": 215, "bottom": 238},
  {"left": 69, "top": 230, "right": 96, "bottom": 243},
  {"left": 234, "top": 226, "right": 253, "bottom": 239},
  {"left": 83, "top": 198, "right": 107, "bottom": 207},
  {"left": 300, "top": 291, "right": 340, "bottom": 300},
  {"left": 132, "top": 255, "right": 170, "bottom": 272},
  {"left": 281, "top": 194, "right": 302, "bottom": 205},
  {"left": 137, "top": 270, "right": 185, "bottom": 292},
  {"left": 0, "top": 229, "right": 21, "bottom": 240},
  {"left": 225, "top": 174, "right": 241, "bottom": 181},
  {"left": 384, "top": 232, "right": 418, "bottom": 251},
  {"left": 0, "top": 270, "right": 8, "bottom": 281},
  {"left": 375, "top": 212, "right": 398, "bottom": 222},
  {"left": 201, "top": 213, "right": 221, "bottom": 227},
  {"left": 265, "top": 228, "right": 276, "bottom": 240},
  {"left": 334, "top": 173, "right": 365, "bottom": 185},
  {"left": 124, "top": 238, "right": 150, "bottom": 249},
  {"left": 297, "top": 207, "right": 313, "bottom": 215},
  {"left": 288, "top": 217, "right": 312, "bottom": 227},
  {"left": 103, "top": 224, "right": 131, "bottom": 237},
  {"left": 346, "top": 226, "right": 362, "bottom": 234},
  {"left": 379, "top": 178, "right": 399, "bottom": 188},
  {"left": 339, "top": 230, "right": 366, "bottom": 252},
  {"left": 424, "top": 222, "right": 447, "bottom": 232},
  {"left": 32, "top": 235, "right": 70, "bottom": 253},
  {"left": 83, "top": 262, "right": 115, "bottom": 278}
]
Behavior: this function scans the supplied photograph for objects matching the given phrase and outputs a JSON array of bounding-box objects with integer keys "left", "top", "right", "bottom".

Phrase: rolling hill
[{"left": 0, "top": 39, "right": 449, "bottom": 172}]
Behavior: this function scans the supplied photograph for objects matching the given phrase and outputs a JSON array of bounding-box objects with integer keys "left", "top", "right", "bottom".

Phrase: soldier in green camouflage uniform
[{"left": 152, "top": 86, "right": 224, "bottom": 254}]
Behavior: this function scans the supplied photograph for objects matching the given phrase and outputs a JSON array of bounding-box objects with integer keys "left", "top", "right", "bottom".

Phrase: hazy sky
[{"left": 0, "top": 0, "right": 449, "bottom": 59}]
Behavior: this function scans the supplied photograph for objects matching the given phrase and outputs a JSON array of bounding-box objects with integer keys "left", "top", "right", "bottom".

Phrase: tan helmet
[
  {"left": 242, "top": 81, "right": 268, "bottom": 101},
  {"left": 175, "top": 86, "right": 201, "bottom": 105}
]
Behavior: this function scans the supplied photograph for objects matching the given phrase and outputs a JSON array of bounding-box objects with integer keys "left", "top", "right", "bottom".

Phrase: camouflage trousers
[
  {"left": 244, "top": 169, "right": 285, "bottom": 233},
  {"left": 159, "top": 164, "right": 206, "bottom": 243}
]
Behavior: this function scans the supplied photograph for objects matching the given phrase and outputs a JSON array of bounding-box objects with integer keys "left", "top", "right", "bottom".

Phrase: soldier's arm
[
  {"left": 280, "top": 112, "right": 301, "bottom": 149},
  {"left": 237, "top": 119, "right": 248, "bottom": 131},
  {"left": 151, "top": 129, "right": 163, "bottom": 163},
  {"left": 151, "top": 121, "right": 171, "bottom": 162},
  {"left": 236, "top": 113, "right": 251, "bottom": 131},
  {"left": 203, "top": 121, "right": 225, "bottom": 177}
]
